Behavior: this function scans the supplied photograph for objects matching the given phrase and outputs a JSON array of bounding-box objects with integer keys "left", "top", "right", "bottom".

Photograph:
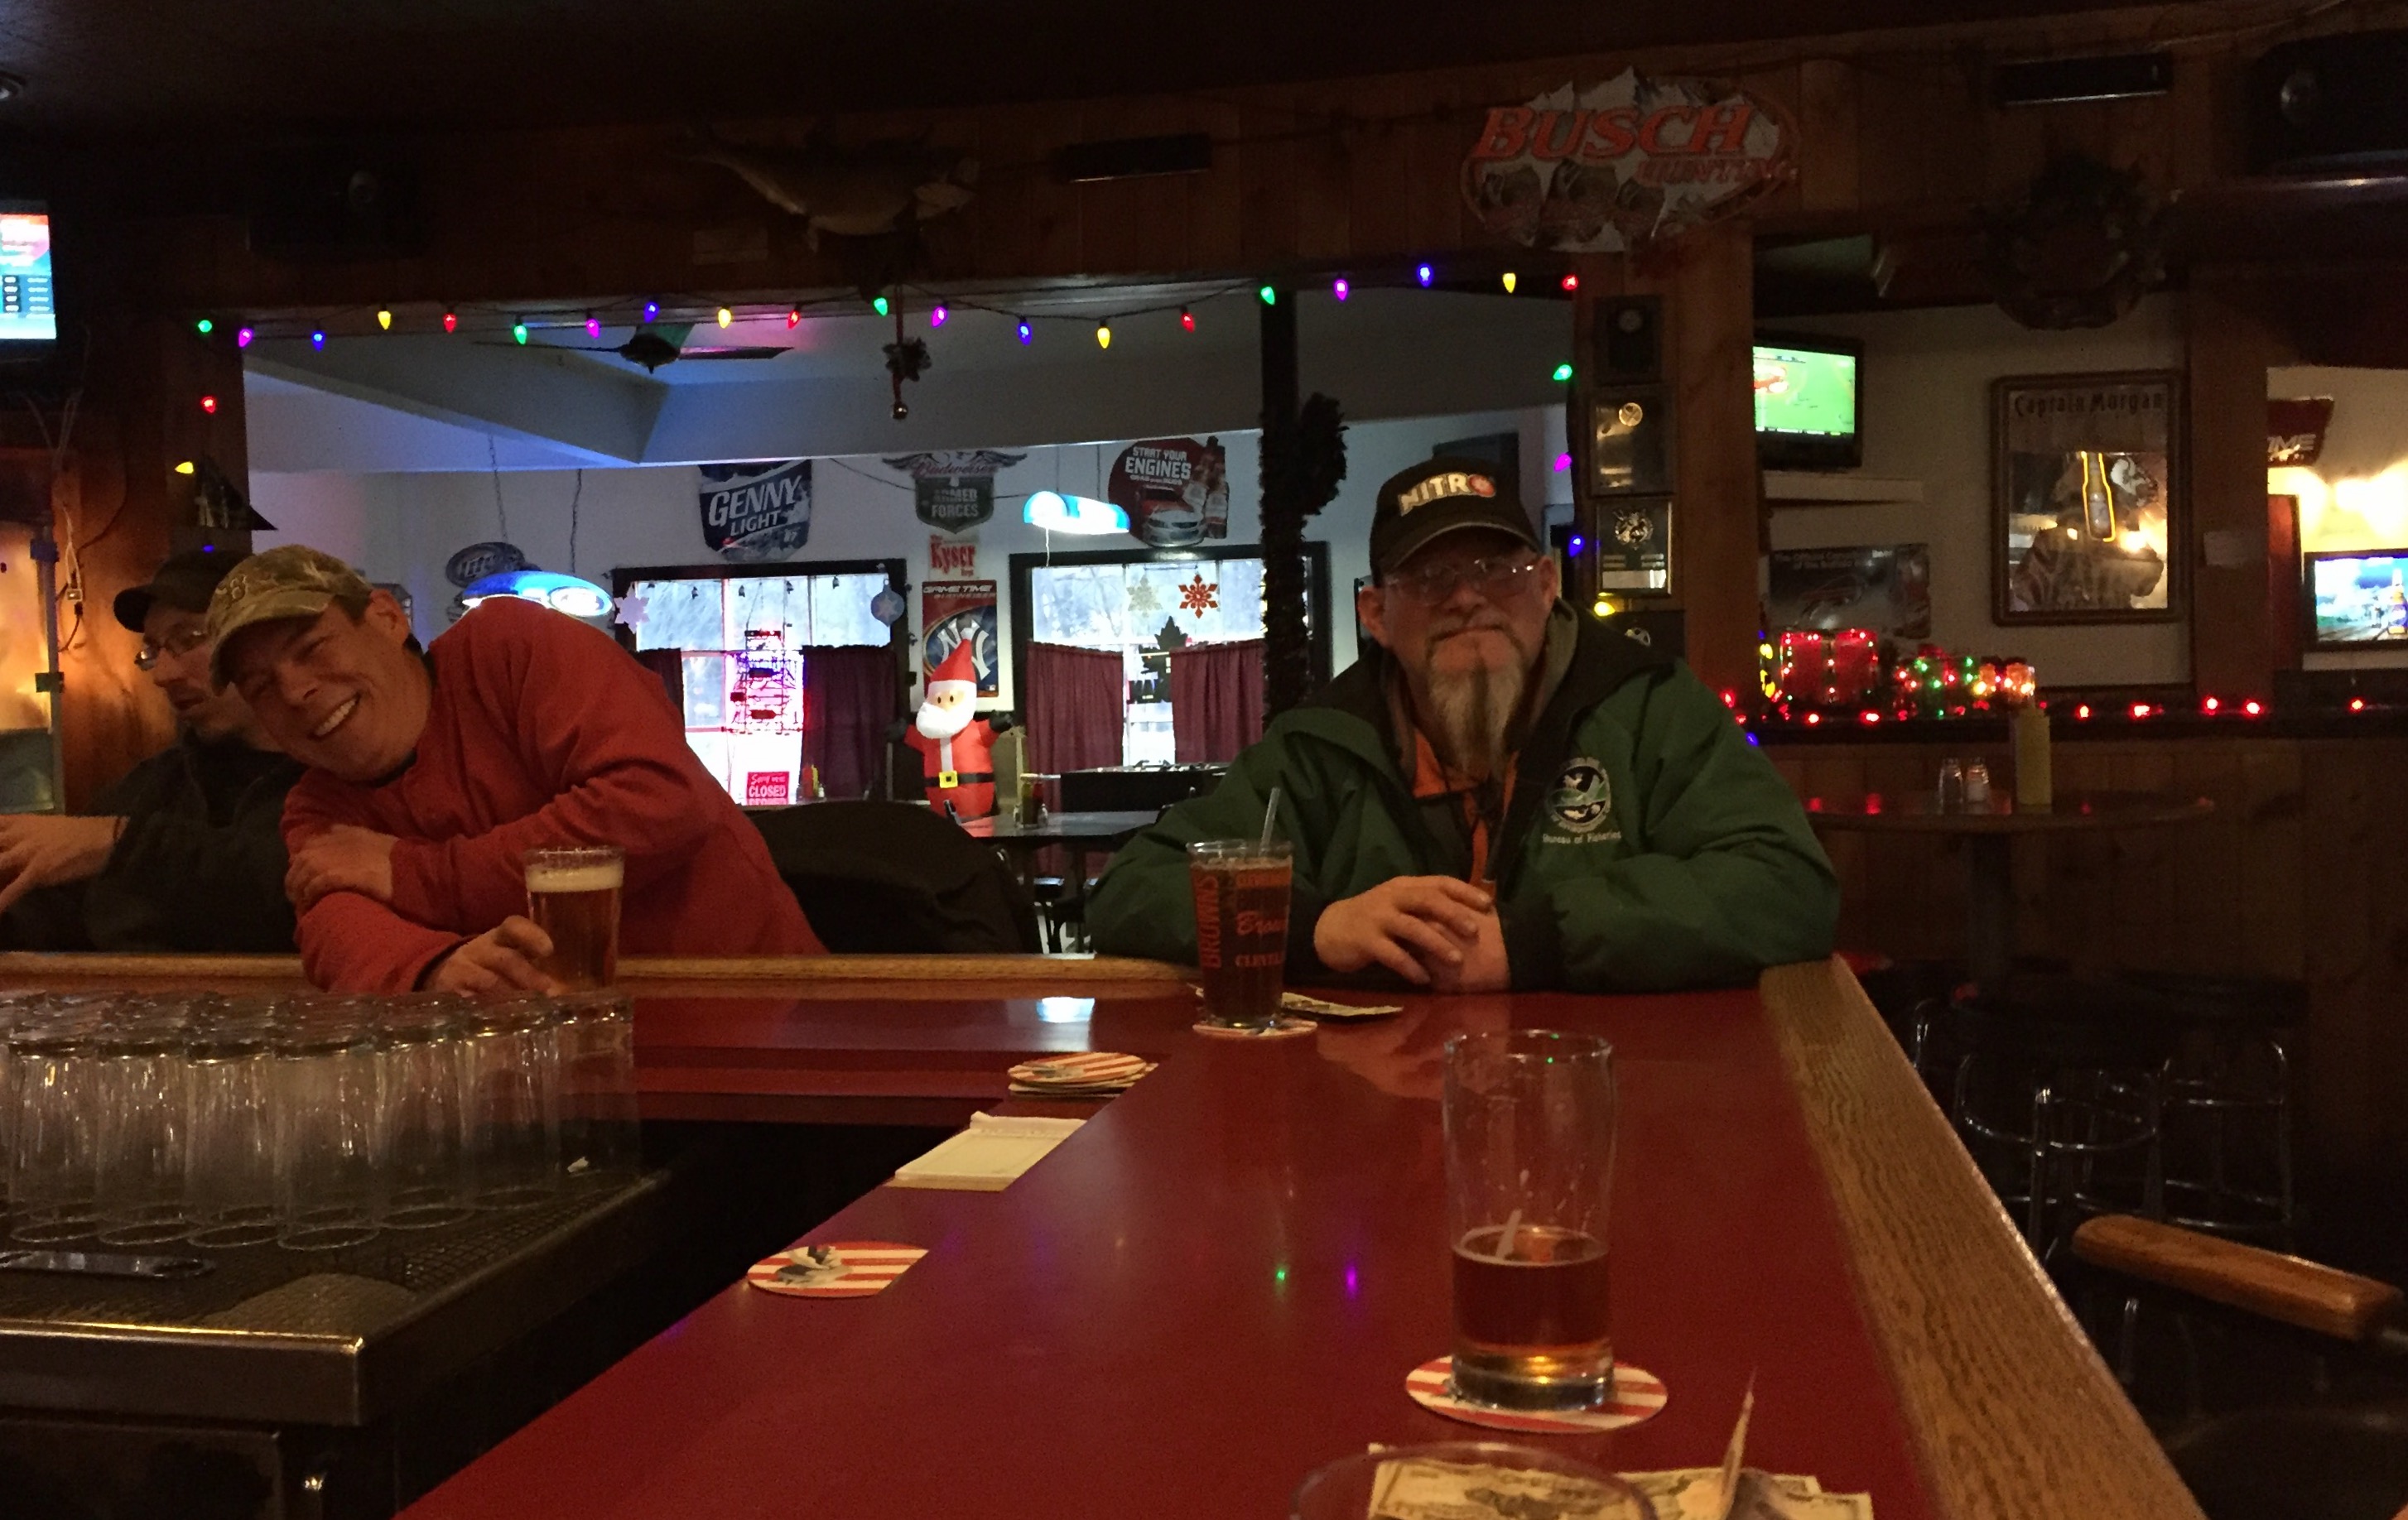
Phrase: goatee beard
[{"left": 1424, "top": 660, "right": 1526, "bottom": 781}]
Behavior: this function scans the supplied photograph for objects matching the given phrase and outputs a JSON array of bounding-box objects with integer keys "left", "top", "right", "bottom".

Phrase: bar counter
[{"left": 0, "top": 955, "right": 2199, "bottom": 1518}]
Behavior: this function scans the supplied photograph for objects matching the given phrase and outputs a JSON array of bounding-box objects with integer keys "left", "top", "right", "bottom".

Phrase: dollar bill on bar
[
  {"left": 1279, "top": 992, "right": 1404, "bottom": 1021},
  {"left": 1621, "top": 1380, "right": 1872, "bottom": 1520},
  {"left": 1367, "top": 1456, "right": 1645, "bottom": 1519}
]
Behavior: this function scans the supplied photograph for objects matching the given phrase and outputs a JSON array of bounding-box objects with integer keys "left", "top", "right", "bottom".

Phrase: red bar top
[{"left": 406, "top": 987, "right": 1938, "bottom": 1519}]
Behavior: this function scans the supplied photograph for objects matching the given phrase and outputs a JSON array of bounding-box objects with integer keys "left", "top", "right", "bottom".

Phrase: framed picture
[{"left": 1992, "top": 371, "right": 2181, "bottom": 624}]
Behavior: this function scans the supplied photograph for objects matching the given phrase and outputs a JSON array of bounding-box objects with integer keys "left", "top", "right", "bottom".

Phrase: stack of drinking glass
[{"left": 0, "top": 989, "right": 638, "bottom": 1252}]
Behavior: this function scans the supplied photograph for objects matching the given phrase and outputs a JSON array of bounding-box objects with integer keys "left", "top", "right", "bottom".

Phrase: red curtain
[
  {"left": 1024, "top": 643, "right": 1125, "bottom": 773},
  {"left": 1167, "top": 638, "right": 1264, "bottom": 763},
  {"left": 802, "top": 645, "right": 899, "bottom": 801}
]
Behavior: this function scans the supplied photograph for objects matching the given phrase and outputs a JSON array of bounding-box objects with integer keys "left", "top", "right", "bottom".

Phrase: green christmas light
[
  {"left": 512, "top": 321, "right": 529, "bottom": 345},
  {"left": 872, "top": 295, "right": 891, "bottom": 317},
  {"left": 1258, "top": 285, "right": 1277, "bottom": 305},
  {"left": 1552, "top": 363, "right": 1575, "bottom": 382},
  {"left": 195, "top": 318, "right": 214, "bottom": 336}
]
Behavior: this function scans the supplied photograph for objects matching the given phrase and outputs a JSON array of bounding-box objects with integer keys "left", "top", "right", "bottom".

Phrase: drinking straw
[
  {"left": 1500, "top": 1208, "right": 1523, "bottom": 1261},
  {"left": 1261, "top": 786, "right": 1283, "bottom": 849}
]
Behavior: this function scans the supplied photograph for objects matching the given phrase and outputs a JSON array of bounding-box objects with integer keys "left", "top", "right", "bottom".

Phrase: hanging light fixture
[{"left": 1023, "top": 490, "right": 1129, "bottom": 536}]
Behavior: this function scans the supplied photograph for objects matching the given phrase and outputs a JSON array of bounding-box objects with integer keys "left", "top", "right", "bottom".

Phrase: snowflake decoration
[
  {"left": 612, "top": 589, "right": 649, "bottom": 629},
  {"left": 1125, "top": 580, "right": 1162, "bottom": 621},
  {"left": 1177, "top": 574, "right": 1219, "bottom": 617}
]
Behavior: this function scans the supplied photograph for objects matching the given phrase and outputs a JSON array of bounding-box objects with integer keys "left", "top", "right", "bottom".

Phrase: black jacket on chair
[{"left": 748, "top": 801, "right": 1041, "bottom": 955}]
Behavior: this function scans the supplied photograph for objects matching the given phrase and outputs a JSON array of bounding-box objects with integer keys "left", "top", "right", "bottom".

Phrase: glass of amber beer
[
  {"left": 1185, "top": 839, "right": 1293, "bottom": 1030},
  {"left": 1442, "top": 1030, "right": 1617, "bottom": 1411},
  {"left": 523, "top": 846, "right": 624, "bottom": 990}
]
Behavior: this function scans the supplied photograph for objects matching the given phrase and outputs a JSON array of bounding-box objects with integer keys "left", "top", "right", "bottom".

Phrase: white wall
[
  {"left": 1766, "top": 295, "right": 2189, "bottom": 686},
  {"left": 253, "top": 406, "right": 1572, "bottom": 709}
]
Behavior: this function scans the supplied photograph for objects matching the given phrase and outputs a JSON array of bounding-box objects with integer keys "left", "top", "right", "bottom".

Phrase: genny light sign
[{"left": 1462, "top": 70, "right": 1798, "bottom": 253}]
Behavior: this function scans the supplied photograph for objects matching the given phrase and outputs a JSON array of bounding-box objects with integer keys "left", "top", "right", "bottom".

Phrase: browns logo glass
[
  {"left": 1184, "top": 839, "right": 1293, "bottom": 1030},
  {"left": 523, "top": 847, "right": 624, "bottom": 990}
]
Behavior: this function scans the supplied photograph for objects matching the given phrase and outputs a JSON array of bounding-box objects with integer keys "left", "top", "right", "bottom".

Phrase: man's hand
[
  {"left": 0, "top": 815, "right": 123, "bottom": 916},
  {"left": 286, "top": 825, "right": 399, "bottom": 912},
  {"left": 1312, "top": 876, "right": 1494, "bottom": 985},
  {"left": 1428, "top": 903, "right": 1510, "bottom": 993},
  {"left": 425, "top": 916, "right": 561, "bottom": 998}
]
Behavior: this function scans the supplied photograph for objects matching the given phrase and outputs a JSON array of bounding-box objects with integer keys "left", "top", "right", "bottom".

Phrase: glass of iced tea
[
  {"left": 1186, "top": 839, "right": 1293, "bottom": 1030},
  {"left": 1442, "top": 1029, "right": 1617, "bottom": 1411},
  {"left": 523, "top": 846, "right": 624, "bottom": 990}
]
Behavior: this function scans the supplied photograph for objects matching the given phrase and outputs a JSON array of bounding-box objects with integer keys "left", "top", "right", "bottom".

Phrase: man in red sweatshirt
[{"left": 206, "top": 545, "right": 825, "bottom": 993}]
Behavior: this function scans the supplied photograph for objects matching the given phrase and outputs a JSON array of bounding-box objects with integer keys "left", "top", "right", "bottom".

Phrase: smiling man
[
  {"left": 208, "top": 544, "right": 824, "bottom": 993},
  {"left": 0, "top": 549, "right": 301, "bottom": 950},
  {"left": 1089, "top": 456, "right": 1837, "bottom": 993}
]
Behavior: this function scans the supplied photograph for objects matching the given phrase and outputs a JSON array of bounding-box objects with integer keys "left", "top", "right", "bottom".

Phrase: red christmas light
[
  {"left": 1804, "top": 712, "right": 1823, "bottom": 726},
  {"left": 442, "top": 311, "right": 459, "bottom": 334},
  {"left": 2352, "top": 696, "right": 2368, "bottom": 712},
  {"left": 1560, "top": 272, "right": 1580, "bottom": 292},
  {"left": 2243, "top": 699, "right": 2263, "bottom": 717},
  {"left": 199, "top": 394, "right": 217, "bottom": 415},
  {"left": 1720, "top": 689, "right": 1737, "bottom": 709},
  {"left": 2202, "top": 695, "right": 2220, "bottom": 714},
  {"left": 2130, "top": 702, "right": 2154, "bottom": 719},
  {"left": 1180, "top": 307, "right": 1196, "bottom": 333},
  {"left": 1859, "top": 710, "right": 1881, "bottom": 725},
  {"left": 2076, "top": 704, "right": 2093, "bottom": 720}
]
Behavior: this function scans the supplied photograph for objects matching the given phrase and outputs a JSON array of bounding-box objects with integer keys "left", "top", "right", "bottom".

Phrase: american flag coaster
[
  {"left": 1191, "top": 1015, "right": 1318, "bottom": 1040},
  {"left": 745, "top": 1241, "right": 927, "bottom": 1298},
  {"left": 1006, "top": 1052, "right": 1155, "bottom": 1095},
  {"left": 1404, "top": 1357, "right": 1667, "bottom": 1434}
]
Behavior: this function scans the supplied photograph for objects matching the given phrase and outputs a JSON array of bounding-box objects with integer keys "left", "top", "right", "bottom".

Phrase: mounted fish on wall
[{"left": 686, "top": 125, "right": 977, "bottom": 257}]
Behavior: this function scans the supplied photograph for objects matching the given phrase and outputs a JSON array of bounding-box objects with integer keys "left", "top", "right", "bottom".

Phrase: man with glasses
[
  {"left": 1090, "top": 456, "right": 1835, "bottom": 992},
  {"left": 0, "top": 549, "right": 301, "bottom": 950}
]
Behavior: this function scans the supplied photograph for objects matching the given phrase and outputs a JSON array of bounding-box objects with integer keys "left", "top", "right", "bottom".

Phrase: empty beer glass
[
  {"left": 94, "top": 1006, "right": 196, "bottom": 1245},
  {"left": 551, "top": 993, "right": 638, "bottom": 1186},
  {"left": 1442, "top": 1030, "right": 1619, "bottom": 1412},
  {"left": 377, "top": 996, "right": 473, "bottom": 1228},
  {"left": 272, "top": 1015, "right": 384, "bottom": 1250},
  {"left": 9, "top": 1013, "right": 104, "bottom": 1243},
  {"left": 460, "top": 999, "right": 560, "bottom": 1209},
  {"left": 524, "top": 846, "right": 624, "bottom": 990},
  {"left": 185, "top": 1006, "right": 280, "bottom": 1248}
]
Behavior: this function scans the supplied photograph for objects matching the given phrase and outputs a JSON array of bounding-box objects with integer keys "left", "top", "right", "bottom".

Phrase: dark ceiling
[{"left": 0, "top": 0, "right": 2179, "bottom": 137}]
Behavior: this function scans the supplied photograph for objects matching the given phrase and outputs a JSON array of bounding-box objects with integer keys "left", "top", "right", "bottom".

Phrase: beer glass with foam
[
  {"left": 1442, "top": 1030, "right": 1618, "bottom": 1411},
  {"left": 523, "top": 846, "right": 624, "bottom": 990},
  {"left": 1184, "top": 839, "right": 1292, "bottom": 1029}
]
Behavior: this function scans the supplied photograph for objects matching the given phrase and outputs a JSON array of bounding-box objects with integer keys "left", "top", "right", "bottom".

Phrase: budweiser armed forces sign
[{"left": 1462, "top": 71, "right": 1796, "bottom": 253}]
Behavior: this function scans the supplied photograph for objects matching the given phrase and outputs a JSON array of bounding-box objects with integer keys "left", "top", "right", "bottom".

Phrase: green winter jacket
[{"left": 1088, "top": 608, "right": 1837, "bottom": 992}]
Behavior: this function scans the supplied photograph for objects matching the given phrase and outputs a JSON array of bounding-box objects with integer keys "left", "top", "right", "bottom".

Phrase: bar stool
[
  {"left": 2114, "top": 971, "right": 2302, "bottom": 1247},
  {"left": 1940, "top": 974, "right": 2179, "bottom": 1263}
]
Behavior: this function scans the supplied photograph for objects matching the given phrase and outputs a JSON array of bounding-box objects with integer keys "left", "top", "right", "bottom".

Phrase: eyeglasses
[
  {"left": 1382, "top": 552, "right": 1546, "bottom": 605},
  {"left": 134, "top": 626, "right": 211, "bottom": 671}
]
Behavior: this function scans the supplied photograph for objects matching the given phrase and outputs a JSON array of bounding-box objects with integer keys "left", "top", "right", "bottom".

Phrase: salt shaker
[
  {"left": 1936, "top": 758, "right": 1966, "bottom": 811},
  {"left": 1963, "top": 759, "right": 1992, "bottom": 806}
]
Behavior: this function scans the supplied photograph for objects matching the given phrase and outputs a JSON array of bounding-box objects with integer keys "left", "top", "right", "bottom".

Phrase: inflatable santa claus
[{"left": 903, "top": 639, "right": 1006, "bottom": 822}]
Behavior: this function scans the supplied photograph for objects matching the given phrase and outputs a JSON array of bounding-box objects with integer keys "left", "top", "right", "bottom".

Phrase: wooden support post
[
  {"left": 1570, "top": 224, "right": 1758, "bottom": 695},
  {"left": 2188, "top": 267, "right": 2291, "bottom": 702}
]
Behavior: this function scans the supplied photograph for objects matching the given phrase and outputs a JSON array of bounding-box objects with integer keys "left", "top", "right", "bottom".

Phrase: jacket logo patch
[{"left": 1548, "top": 758, "right": 1615, "bottom": 835}]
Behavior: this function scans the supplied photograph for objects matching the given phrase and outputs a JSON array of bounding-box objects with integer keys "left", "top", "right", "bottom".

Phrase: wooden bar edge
[
  {"left": 0, "top": 951, "right": 1191, "bottom": 992},
  {"left": 1758, "top": 957, "right": 2204, "bottom": 1520}
]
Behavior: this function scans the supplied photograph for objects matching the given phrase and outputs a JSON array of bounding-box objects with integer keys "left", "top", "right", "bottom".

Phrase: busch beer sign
[{"left": 1463, "top": 71, "right": 1795, "bottom": 253}]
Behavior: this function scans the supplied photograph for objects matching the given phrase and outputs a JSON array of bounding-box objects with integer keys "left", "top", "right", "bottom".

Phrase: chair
[{"left": 749, "top": 802, "right": 1042, "bottom": 955}]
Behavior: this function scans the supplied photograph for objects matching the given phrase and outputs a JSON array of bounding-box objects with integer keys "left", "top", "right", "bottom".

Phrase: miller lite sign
[{"left": 1462, "top": 71, "right": 1796, "bottom": 253}]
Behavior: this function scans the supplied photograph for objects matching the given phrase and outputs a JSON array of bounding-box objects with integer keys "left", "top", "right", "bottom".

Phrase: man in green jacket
[{"left": 1089, "top": 457, "right": 1837, "bottom": 993}]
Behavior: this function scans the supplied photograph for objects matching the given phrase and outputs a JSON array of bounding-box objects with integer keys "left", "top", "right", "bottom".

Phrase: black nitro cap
[
  {"left": 113, "top": 548, "right": 246, "bottom": 633},
  {"left": 1368, "top": 455, "right": 1541, "bottom": 576}
]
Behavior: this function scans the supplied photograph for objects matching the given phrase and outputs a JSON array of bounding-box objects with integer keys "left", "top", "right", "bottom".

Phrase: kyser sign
[{"left": 1462, "top": 70, "right": 1796, "bottom": 253}]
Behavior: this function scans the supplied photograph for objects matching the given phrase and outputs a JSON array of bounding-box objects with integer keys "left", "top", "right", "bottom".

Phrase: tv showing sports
[
  {"left": 0, "top": 202, "right": 55, "bottom": 348},
  {"left": 2306, "top": 550, "right": 2408, "bottom": 648},
  {"left": 1754, "top": 333, "right": 1861, "bottom": 470}
]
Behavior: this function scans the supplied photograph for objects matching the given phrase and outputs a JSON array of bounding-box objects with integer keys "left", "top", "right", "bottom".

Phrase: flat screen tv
[
  {"left": 1754, "top": 332, "right": 1861, "bottom": 471},
  {"left": 2306, "top": 549, "right": 2408, "bottom": 648},
  {"left": 0, "top": 202, "right": 55, "bottom": 356}
]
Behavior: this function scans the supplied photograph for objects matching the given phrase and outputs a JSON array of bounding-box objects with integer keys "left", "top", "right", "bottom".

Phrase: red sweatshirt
[{"left": 283, "top": 598, "right": 824, "bottom": 991}]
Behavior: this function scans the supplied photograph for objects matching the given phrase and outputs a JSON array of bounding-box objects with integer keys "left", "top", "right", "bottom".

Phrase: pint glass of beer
[
  {"left": 523, "top": 846, "right": 624, "bottom": 990},
  {"left": 1442, "top": 1030, "right": 1617, "bottom": 1411},
  {"left": 1185, "top": 839, "right": 1293, "bottom": 1030}
]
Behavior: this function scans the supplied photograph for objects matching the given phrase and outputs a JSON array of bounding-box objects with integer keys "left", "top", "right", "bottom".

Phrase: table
[
  {"left": 380, "top": 958, "right": 2199, "bottom": 1520},
  {"left": 1804, "top": 790, "right": 2214, "bottom": 985}
]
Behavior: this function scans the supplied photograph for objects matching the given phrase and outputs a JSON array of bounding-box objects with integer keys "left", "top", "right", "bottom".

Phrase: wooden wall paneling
[
  {"left": 1293, "top": 94, "right": 1355, "bottom": 262},
  {"left": 1800, "top": 748, "right": 1872, "bottom": 953},
  {"left": 1795, "top": 57, "right": 1862, "bottom": 214},
  {"left": 1400, "top": 82, "right": 1469, "bottom": 255},
  {"left": 2356, "top": 739, "right": 2408, "bottom": 1166},
  {"left": 2235, "top": 739, "right": 2305, "bottom": 983},
  {"left": 1732, "top": 64, "right": 1805, "bottom": 224},
  {"left": 1981, "top": 91, "right": 2051, "bottom": 203},
  {"left": 1186, "top": 99, "right": 1248, "bottom": 272},
  {"left": 1074, "top": 99, "right": 1192, "bottom": 277},
  {"left": 1236, "top": 89, "right": 1303, "bottom": 268},
  {"left": 2109, "top": 744, "right": 2183, "bottom": 973},
  {"left": 2189, "top": 268, "right": 2291, "bottom": 700},
  {"left": 1904, "top": 52, "right": 1988, "bottom": 211},
  {"left": 2170, "top": 742, "right": 2247, "bottom": 979},
  {"left": 967, "top": 105, "right": 1043, "bottom": 281},
  {"left": 1341, "top": 82, "right": 1413, "bottom": 265},
  {"left": 2300, "top": 739, "right": 2376, "bottom": 1168},
  {"left": 1863, "top": 744, "right": 1948, "bottom": 960},
  {"left": 1018, "top": 103, "right": 1088, "bottom": 278}
]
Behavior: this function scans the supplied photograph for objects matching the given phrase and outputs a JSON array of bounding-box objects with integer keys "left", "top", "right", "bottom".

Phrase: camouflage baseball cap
[{"left": 206, "top": 544, "right": 376, "bottom": 686}]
